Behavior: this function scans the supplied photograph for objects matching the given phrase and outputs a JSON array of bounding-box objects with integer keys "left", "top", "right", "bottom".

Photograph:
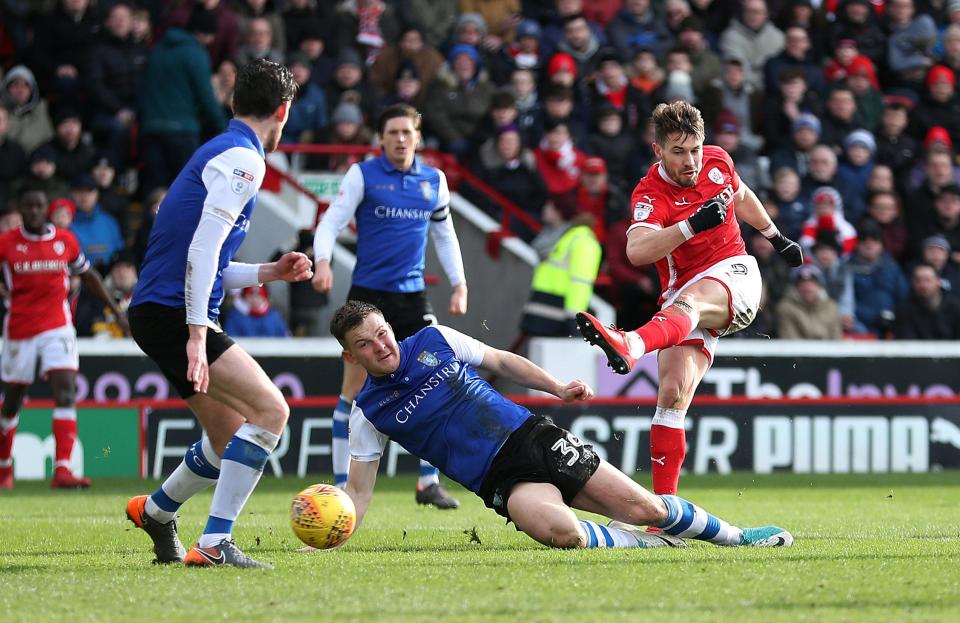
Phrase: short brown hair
[
  {"left": 377, "top": 103, "right": 421, "bottom": 135},
  {"left": 651, "top": 101, "right": 704, "bottom": 147},
  {"left": 330, "top": 300, "right": 384, "bottom": 346}
]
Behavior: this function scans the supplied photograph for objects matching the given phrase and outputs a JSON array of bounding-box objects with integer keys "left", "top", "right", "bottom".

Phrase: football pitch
[{"left": 1, "top": 473, "right": 958, "bottom": 623}]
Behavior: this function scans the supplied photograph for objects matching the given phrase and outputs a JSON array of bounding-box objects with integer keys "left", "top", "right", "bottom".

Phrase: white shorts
[
  {"left": 1, "top": 324, "right": 79, "bottom": 384},
  {"left": 661, "top": 254, "right": 761, "bottom": 362}
]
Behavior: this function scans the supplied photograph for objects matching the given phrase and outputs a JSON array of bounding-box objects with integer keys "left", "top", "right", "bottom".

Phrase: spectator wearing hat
[
  {"left": 838, "top": 129, "right": 877, "bottom": 205},
  {"left": 894, "top": 262, "right": 960, "bottom": 338},
  {"left": 535, "top": 117, "right": 587, "bottom": 196},
  {"left": 520, "top": 192, "right": 601, "bottom": 337},
  {"left": 763, "top": 25, "right": 824, "bottom": 95},
  {"left": 919, "top": 234, "right": 960, "bottom": 297},
  {"left": 370, "top": 27, "right": 443, "bottom": 98},
  {"left": 316, "top": 102, "right": 373, "bottom": 173},
  {"left": 865, "top": 189, "right": 910, "bottom": 262},
  {"left": 40, "top": 108, "right": 94, "bottom": 187},
  {"left": 823, "top": 38, "right": 867, "bottom": 84},
  {"left": 770, "top": 113, "right": 822, "bottom": 178},
  {"left": 332, "top": 0, "right": 400, "bottom": 64},
  {"left": 776, "top": 264, "right": 843, "bottom": 339},
  {"left": 711, "top": 109, "right": 765, "bottom": 190},
  {"left": 875, "top": 98, "right": 919, "bottom": 181},
  {"left": 675, "top": 16, "right": 722, "bottom": 94},
  {"left": 801, "top": 186, "right": 860, "bottom": 256},
  {"left": 720, "top": 0, "right": 785, "bottom": 89},
  {"left": 48, "top": 197, "right": 77, "bottom": 230},
  {"left": 0, "top": 65, "right": 54, "bottom": 155},
  {"left": 811, "top": 229, "right": 857, "bottom": 330},
  {"left": 587, "top": 104, "right": 639, "bottom": 193},
  {"left": 15, "top": 145, "right": 69, "bottom": 202},
  {"left": 589, "top": 49, "right": 651, "bottom": 126},
  {"left": 236, "top": 0, "right": 286, "bottom": 55},
  {"left": 161, "top": 0, "right": 240, "bottom": 69},
  {"left": 458, "top": 0, "right": 521, "bottom": 49},
  {"left": 828, "top": 1, "right": 886, "bottom": 63},
  {"left": 760, "top": 66, "right": 822, "bottom": 154},
  {"left": 849, "top": 220, "right": 909, "bottom": 336},
  {"left": 0, "top": 106, "right": 27, "bottom": 211},
  {"left": 379, "top": 60, "right": 426, "bottom": 109},
  {"left": 770, "top": 167, "right": 810, "bottom": 240},
  {"left": 324, "top": 47, "right": 379, "bottom": 125},
  {"left": 224, "top": 285, "right": 291, "bottom": 338},
  {"left": 138, "top": 6, "right": 227, "bottom": 196},
  {"left": 87, "top": 2, "right": 147, "bottom": 172},
  {"left": 911, "top": 65, "right": 960, "bottom": 148},
  {"left": 424, "top": 43, "right": 495, "bottom": 155},
  {"left": 575, "top": 155, "right": 628, "bottom": 244},
  {"left": 502, "top": 19, "right": 544, "bottom": 74},
  {"left": 470, "top": 123, "right": 545, "bottom": 241},
  {"left": 235, "top": 15, "right": 285, "bottom": 66},
  {"left": 886, "top": 0, "right": 938, "bottom": 86},
  {"left": 31, "top": 0, "right": 101, "bottom": 101},
  {"left": 555, "top": 13, "right": 603, "bottom": 77},
  {"left": 845, "top": 56, "right": 884, "bottom": 132},
  {"left": 281, "top": 53, "right": 329, "bottom": 146},
  {"left": 606, "top": 0, "right": 671, "bottom": 63},
  {"left": 70, "top": 173, "right": 124, "bottom": 270}
]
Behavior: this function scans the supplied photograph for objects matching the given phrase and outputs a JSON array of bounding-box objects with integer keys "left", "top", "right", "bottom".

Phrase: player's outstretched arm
[
  {"left": 478, "top": 346, "right": 594, "bottom": 403},
  {"left": 258, "top": 252, "right": 313, "bottom": 283},
  {"left": 79, "top": 268, "right": 130, "bottom": 336},
  {"left": 733, "top": 181, "right": 803, "bottom": 266},
  {"left": 625, "top": 226, "right": 687, "bottom": 267},
  {"left": 344, "top": 458, "right": 379, "bottom": 528}
]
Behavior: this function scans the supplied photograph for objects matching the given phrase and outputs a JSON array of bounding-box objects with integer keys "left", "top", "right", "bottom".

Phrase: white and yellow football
[{"left": 289, "top": 484, "right": 356, "bottom": 550}]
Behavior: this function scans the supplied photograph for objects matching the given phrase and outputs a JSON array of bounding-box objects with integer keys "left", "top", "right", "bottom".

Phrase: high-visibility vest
[{"left": 521, "top": 224, "right": 602, "bottom": 336}]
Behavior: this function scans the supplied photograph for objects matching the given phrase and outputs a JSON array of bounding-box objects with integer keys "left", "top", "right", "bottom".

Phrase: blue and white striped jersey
[
  {"left": 132, "top": 120, "right": 265, "bottom": 322},
  {"left": 350, "top": 325, "right": 532, "bottom": 493}
]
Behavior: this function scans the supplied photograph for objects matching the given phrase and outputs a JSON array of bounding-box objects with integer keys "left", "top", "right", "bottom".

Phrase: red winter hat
[
  {"left": 547, "top": 52, "right": 577, "bottom": 79},
  {"left": 847, "top": 55, "right": 879, "bottom": 89},
  {"left": 582, "top": 156, "right": 607, "bottom": 174},
  {"left": 48, "top": 197, "right": 76, "bottom": 220},
  {"left": 926, "top": 64, "right": 957, "bottom": 88},
  {"left": 924, "top": 126, "right": 954, "bottom": 150}
]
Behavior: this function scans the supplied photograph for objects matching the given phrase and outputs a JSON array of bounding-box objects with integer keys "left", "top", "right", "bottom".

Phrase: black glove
[
  {"left": 768, "top": 233, "right": 803, "bottom": 267},
  {"left": 686, "top": 198, "right": 727, "bottom": 234}
]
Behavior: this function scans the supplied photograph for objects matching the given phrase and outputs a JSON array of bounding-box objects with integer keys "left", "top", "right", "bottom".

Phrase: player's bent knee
[
  {"left": 657, "top": 379, "right": 684, "bottom": 408},
  {"left": 544, "top": 523, "right": 585, "bottom": 549}
]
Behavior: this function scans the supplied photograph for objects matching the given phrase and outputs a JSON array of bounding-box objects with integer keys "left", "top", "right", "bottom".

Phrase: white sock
[
  {"left": 418, "top": 461, "right": 440, "bottom": 488},
  {"left": 332, "top": 396, "right": 351, "bottom": 487},
  {"left": 627, "top": 333, "right": 646, "bottom": 359},
  {"left": 579, "top": 520, "right": 644, "bottom": 548},
  {"left": 146, "top": 436, "right": 221, "bottom": 523},
  {"left": 199, "top": 423, "right": 279, "bottom": 548}
]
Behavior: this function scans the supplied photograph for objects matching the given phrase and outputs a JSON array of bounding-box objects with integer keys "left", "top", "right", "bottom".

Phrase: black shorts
[
  {"left": 347, "top": 285, "right": 436, "bottom": 340},
  {"left": 478, "top": 415, "right": 600, "bottom": 521},
  {"left": 128, "top": 303, "right": 236, "bottom": 399}
]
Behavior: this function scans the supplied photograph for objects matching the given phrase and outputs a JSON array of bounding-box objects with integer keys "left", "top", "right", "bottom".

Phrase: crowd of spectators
[{"left": 2, "top": 0, "right": 960, "bottom": 340}]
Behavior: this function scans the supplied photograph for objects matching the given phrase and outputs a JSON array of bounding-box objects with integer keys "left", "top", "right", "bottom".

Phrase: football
[{"left": 289, "top": 484, "right": 357, "bottom": 549}]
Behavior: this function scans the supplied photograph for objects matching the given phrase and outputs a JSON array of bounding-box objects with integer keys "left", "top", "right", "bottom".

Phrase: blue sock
[
  {"left": 579, "top": 520, "right": 645, "bottom": 548},
  {"left": 417, "top": 461, "right": 439, "bottom": 488},
  {"left": 657, "top": 495, "right": 743, "bottom": 546},
  {"left": 332, "top": 396, "right": 351, "bottom": 487},
  {"left": 145, "top": 437, "right": 220, "bottom": 523},
  {"left": 199, "top": 423, "right": 278, "bottom": 549}
]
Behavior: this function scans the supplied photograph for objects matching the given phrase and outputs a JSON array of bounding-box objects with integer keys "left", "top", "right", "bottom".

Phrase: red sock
[
  {"left": 650, "top": 424, "right": 686, "bottom": 495},
  {"left": 0, "top": 415, "right": 17, "bottom": 463},
  {"left": 634, "top": 309, "right": 695, "bottom": 354},
  {"left": 52, "top": 416, "right": 77, "bottom": 467}
]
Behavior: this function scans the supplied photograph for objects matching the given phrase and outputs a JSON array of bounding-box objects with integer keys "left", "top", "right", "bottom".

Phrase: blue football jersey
[
  {"left": 132, "top": 120, "right": 265, "bottom": 320},
  {"left": 350, "top": 326, "right": 532, "bottom": 492}
]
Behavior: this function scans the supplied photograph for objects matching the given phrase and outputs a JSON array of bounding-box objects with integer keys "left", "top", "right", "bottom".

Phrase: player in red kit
[
  {"left": 576, "top": 102, "right": 803, "bottom": 496},
  {"left": 0, "top": 186, "right": 128, "bottom": 489}
]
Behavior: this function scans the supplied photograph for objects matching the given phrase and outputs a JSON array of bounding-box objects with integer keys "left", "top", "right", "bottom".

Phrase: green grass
[{"left": 1, "top": 473, "right": 959, "bottom": 623}]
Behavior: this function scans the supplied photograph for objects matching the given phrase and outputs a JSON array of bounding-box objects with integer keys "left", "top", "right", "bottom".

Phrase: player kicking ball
[
  {"left": 333, "top": 301, "right": 793, "bottom": 550},
  {"left": 575, "top": 101, "right": 803, "bottom": 498}
]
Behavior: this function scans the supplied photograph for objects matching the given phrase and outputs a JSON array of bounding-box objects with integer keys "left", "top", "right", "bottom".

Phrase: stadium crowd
[{"left": 2, "top": 0, "right": 960, "bottom": 340}]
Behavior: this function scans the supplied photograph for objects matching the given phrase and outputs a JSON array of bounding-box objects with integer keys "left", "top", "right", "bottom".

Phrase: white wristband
[
  {"left": 760, "top": 224, "right": 780, "bottom": 239},
  {"left": 678, "top": 220, "right": 695, "bottom": 241}
]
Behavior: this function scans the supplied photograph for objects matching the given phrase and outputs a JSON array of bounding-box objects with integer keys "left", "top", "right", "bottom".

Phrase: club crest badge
[
  {"left": 420, "top": 181, "right": 434, "bottom": 201},
  {"left": 417, "top": 351, "right": 439, "bottom": 367},
  {"left": 708, "top": 167, "right": 724, "bottom": 185},
  {"left": 53, "top": 240, "right": 65, "bottom": 255}
]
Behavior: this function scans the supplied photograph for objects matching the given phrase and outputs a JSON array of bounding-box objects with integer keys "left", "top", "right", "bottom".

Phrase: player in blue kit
[
  {"left": 333, "top": 301, "right": 794, "bottom": 550},
  {"left": 312, "top": 103, "right": 467, "bottom": 508},
  {"left": 124, "top": 60, "right": 313, "bottom": 568}
]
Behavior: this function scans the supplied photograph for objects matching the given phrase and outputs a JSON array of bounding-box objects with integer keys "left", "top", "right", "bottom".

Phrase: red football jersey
[
  {"left": 628, "top": 145, "right": 747, "bottom": 303},
  {"left": 0, "top": 225, "right": 89, "bottom": 340}
]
